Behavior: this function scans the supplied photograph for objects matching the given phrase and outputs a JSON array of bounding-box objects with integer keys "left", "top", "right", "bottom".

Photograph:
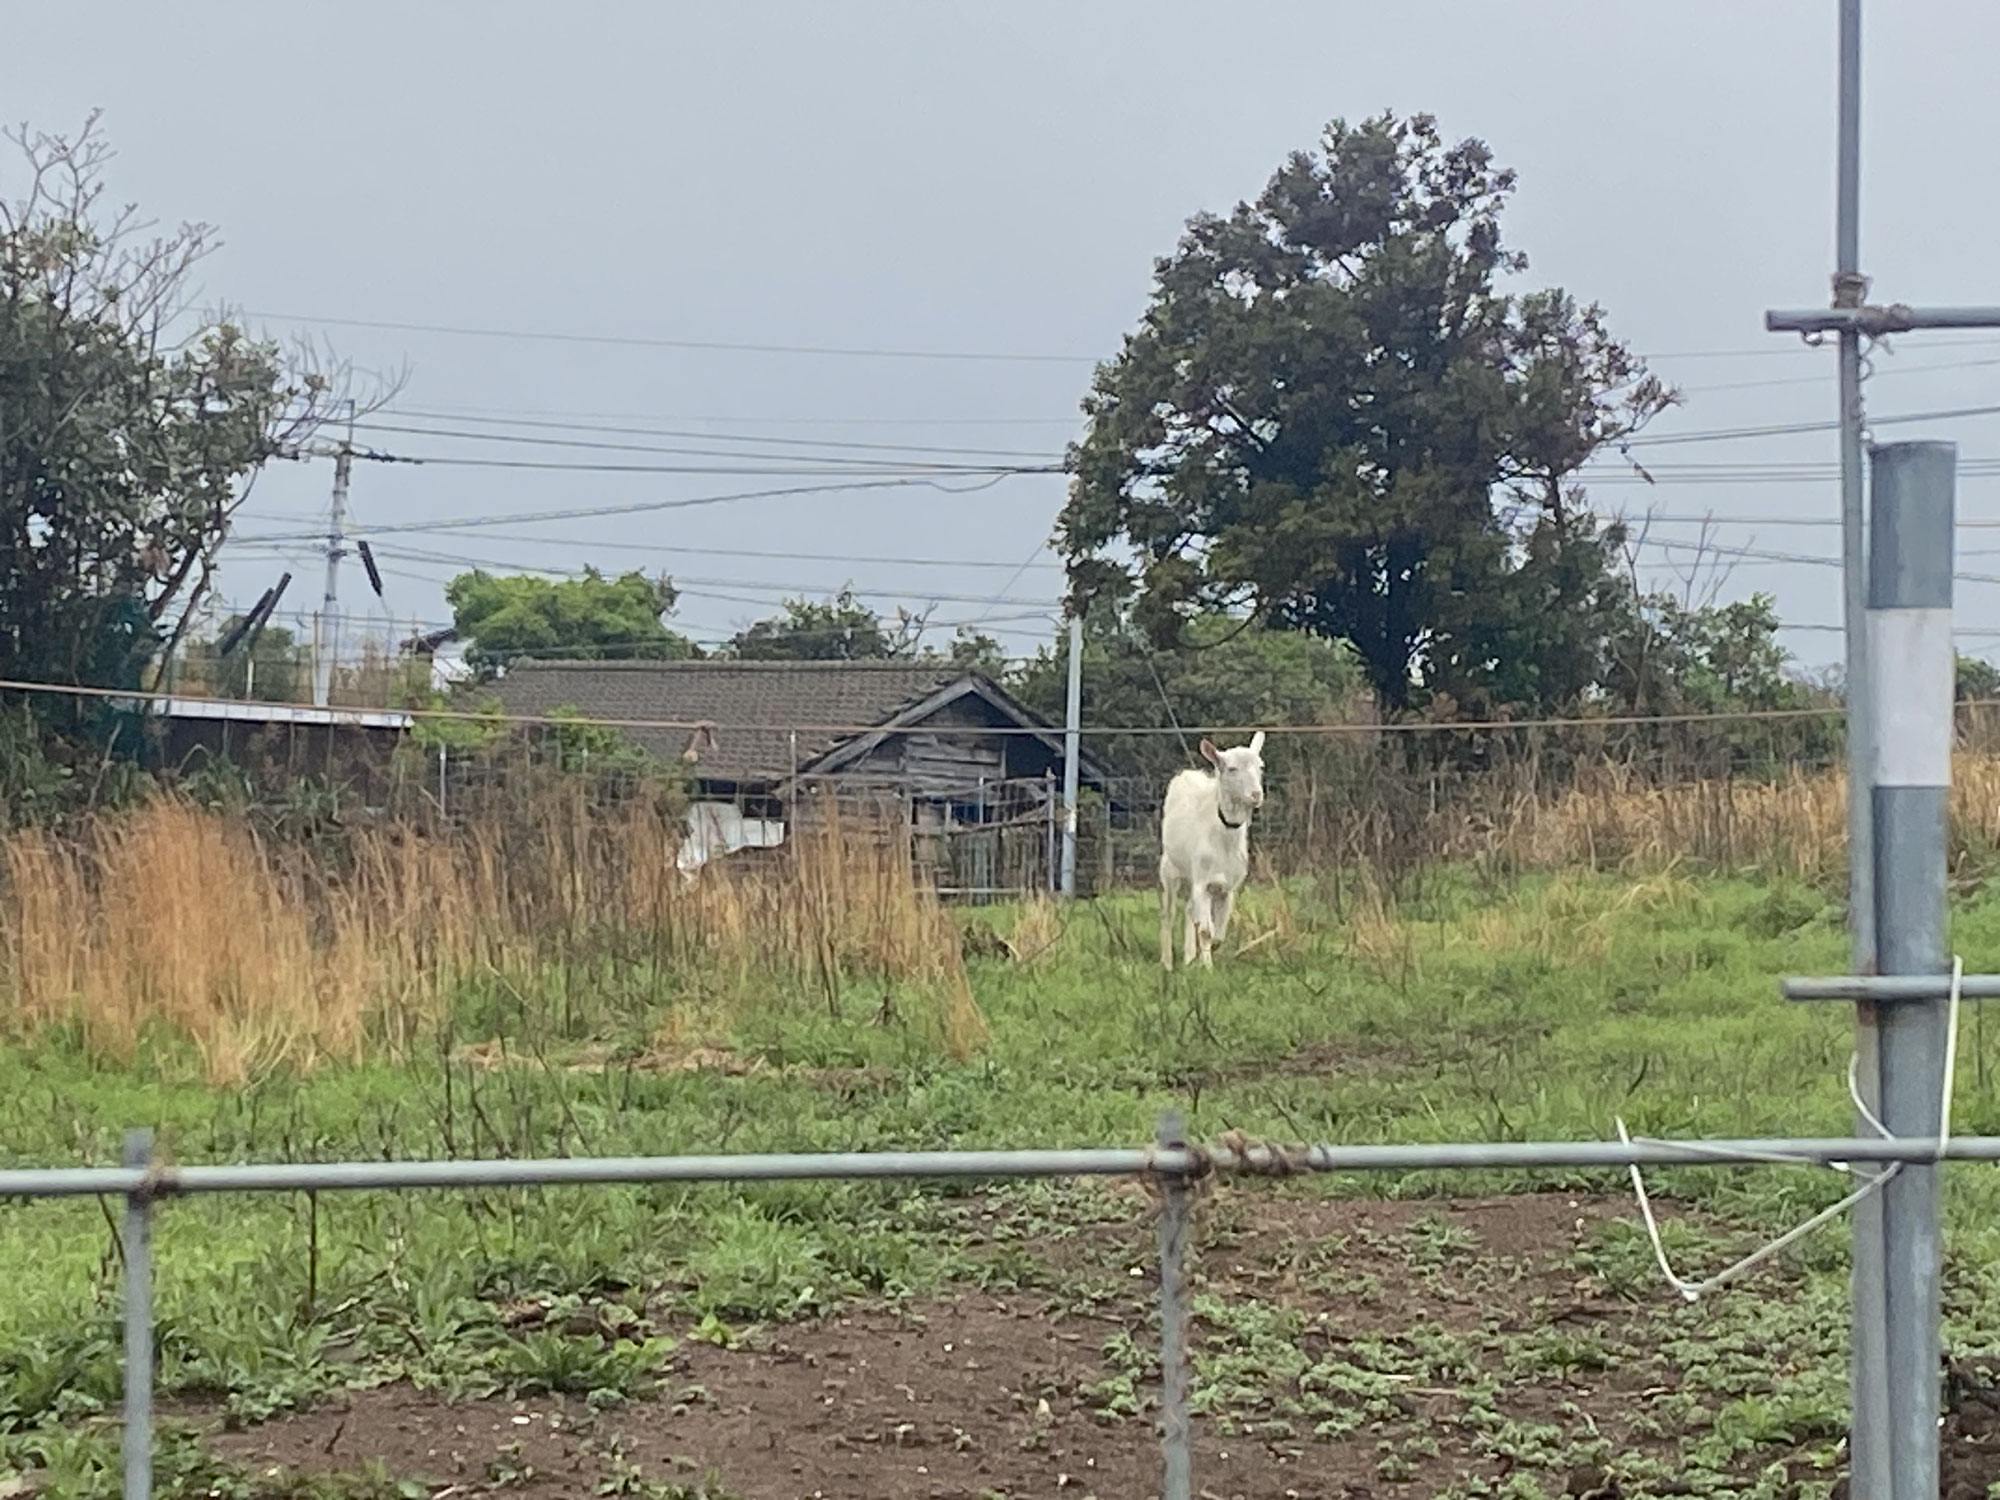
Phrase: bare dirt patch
[
  {"left": 196, "top": 1191, "right": 2000, "bottom": 1498},
  {"left": 208, "top": 1388, "right": 603, "bottom": 1496}
]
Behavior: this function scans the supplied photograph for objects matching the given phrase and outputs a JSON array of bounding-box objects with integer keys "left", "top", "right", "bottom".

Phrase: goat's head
[{"left": 1199, "top": 731, "right": 1266, "bottom": 818}]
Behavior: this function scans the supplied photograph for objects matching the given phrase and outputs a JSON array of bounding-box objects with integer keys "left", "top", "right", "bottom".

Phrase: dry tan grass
[
  {"left": 0, "top": 791, "right": 983, "bottom": 1083},
  {"left": 18, "top": 745, "right": 2000, "bottom": 1085},
  {"left": 1228, "top": 857, "right": 1305, "bottom": 962},
  {"left": 1001, "top": 892, "right": 1065, "bottom": 965},
  {"left": 1459, "top": 759, "right": 1847, "bottom": 879},
  {"left": 1344, "top": 863, "right": 1417, "bottom": 982},
  {"left": 1470, "top": 752, "right": 2000, "bottom": 879}
]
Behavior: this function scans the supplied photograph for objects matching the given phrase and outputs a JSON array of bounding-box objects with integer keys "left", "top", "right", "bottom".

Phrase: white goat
[{"left": 1158, "top": 732, "right": 1266, "bottom": 970}]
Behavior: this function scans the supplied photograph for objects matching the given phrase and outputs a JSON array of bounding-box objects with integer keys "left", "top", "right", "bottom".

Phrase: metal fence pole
[
  {"left": 1059, "top": 613, "right": 1083, "bottom": 898},
  {"left": 1045, "top": 768, "right": 1058, "bottom": 893},
  {"left": 1868, "top": 440, "right": 1955, "bottom": 1500},
  {"left": 1156, "top": 1110, "right": 1193, "bottom": 1500},
  {"left": 1831, "top": 13, "right": 1891, "bottom": 1496},
  {"left": 121, "top": 1128, "right": 155, "bottom": 1500}
]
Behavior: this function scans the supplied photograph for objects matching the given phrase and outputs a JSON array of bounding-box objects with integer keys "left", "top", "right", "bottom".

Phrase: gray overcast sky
[{"left": 7, "top": 0, "right": 2000, "bottom": 672}]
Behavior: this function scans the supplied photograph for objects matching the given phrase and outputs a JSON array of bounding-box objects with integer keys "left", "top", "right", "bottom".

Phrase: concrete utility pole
[
  {"left": 311, "top": 413, "right": 354, "bottom": 709},
  {"left": 1058, "top": 611, "right": 1083, "bottom": 898},
  {"left": 1867, "top": 441, "right": 1955, "bottom": 1500}
]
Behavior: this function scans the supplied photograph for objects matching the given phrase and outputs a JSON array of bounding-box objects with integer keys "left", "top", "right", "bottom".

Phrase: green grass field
[{"left": 4, "top": 868, "right": 2000, "bottom": 1499}]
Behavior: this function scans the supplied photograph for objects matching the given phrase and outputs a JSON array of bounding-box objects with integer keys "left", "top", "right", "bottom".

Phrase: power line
[
  {"left": 1619, "top": 401, "right": 2000, "bottom": 449},
  {"left": 1620, "top": 510, "right": 2000, "bottom": 529},
  {"left": 245, "top": 310, "right": 1100, "bottom": 366},
  {"left": 351, "top": 410, "right": 2000, "bottom": 486},
  {"left": 356, "top": 542, "right": 1061, "bottom": 610},
  {"left": 1781, "top": 621, "right": 2000, "bottom": 638},
  {"left": 279, "top": 340, "right": 2000, "bottom": 442},
  {"left": 1675, "top": 350, "right": 2000, "bottom": 395},
  {"left": 1627, "top": 534, "right": 2000, "bottom": 585},
  {"left": 211, "top": 602, "right": 1060, "bottom": 661},
  {"left": 355, "top": 451, "right": 1058, "bottom": 478},
  {"left": 347, "top": 420, "right": 1060, "bottom": 473},
  {"left": 232, "top": 529, "right": 1064, "bottom": 572},
  {"left": 365, "top": 400, "right": 1083, "bottom": 429},
  {"left": 361, "top": 408, "right": 1068, "bottom": 462},
  {"left": 229, "top": 475, "right": 1025, "bottom": 542},
  {"left": 244, "top": 309, "right": 2000, "bottom": 371}
]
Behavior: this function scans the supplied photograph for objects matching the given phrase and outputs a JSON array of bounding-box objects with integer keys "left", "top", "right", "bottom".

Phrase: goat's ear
[
  {"left": 1198, "top": 738, "right": 1219, "bottom": 765},
  {"left": 1248, "top": 730, "right": 1266, "bottom": 756}
]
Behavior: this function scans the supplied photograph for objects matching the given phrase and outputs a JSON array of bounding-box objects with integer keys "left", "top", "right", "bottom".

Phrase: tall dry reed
[
  {"left": 1456, "top": 751, "right": 2000, "bottom": 879},
  {"left": 0, "top": 791, "right": 983, "bottom": 1084}
]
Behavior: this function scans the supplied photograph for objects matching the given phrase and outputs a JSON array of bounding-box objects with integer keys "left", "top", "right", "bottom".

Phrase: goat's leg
[
  {"left": 1210, "top": 885, "right": 1237, "bottom": 956},
  {"left": 1187, "top": 885, "right": 1214, "bottom": 971},
  {"left": 1159, "top": 870, "right": 1177, "bottom": 972}
]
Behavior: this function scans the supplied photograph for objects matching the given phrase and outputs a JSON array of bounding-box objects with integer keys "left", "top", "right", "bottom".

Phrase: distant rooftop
[{"left": 481, "top": 659, "right": 978, "bottom": 784}]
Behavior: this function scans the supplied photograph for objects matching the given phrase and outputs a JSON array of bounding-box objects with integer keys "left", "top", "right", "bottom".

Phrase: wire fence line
[
  {"left": 16, "top": 675, "right": 1985, "bottom": 897},
  {"left": 2, "top": 672, "right": 1872, "bottom": 736},
  {"left": 26, "top": 672, "right": 2000, "bottom": 903},
  {"left": 38, "top": 1121, "right": 2000, "bottom": 1500}
]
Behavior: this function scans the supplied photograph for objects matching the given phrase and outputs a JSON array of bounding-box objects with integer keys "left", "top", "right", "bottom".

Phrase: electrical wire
[
  {"left": 1619, "top": 402, "right": 2000, "bottom": 449},
  {"left": 359, "top": 408, "right": 1068, "bottom": 462},
  {"left": 351, "top": 452, "right": 1058, "bottom": 478},
  {"left": 346, "top": 419, "right": 1059, "bottom": 473},
  {"left": 244, "top": 310, "right": 1099, "bottom": 365},
  {"left": 228, "top": 529, "right": 1065, "bottom": 572},
  {"left": 355, "top": 542, "right": 1061, "bottom": 610},
  {"left": 227, "top": 474, "right": 1028, "bottom": 543}
]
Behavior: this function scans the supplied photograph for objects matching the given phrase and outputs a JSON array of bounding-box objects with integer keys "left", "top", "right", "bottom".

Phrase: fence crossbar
[
  {"left": 21, "top": 1135, "right": 2000, "bottom": 1203},
  {"left": 69, "top": 1129, "right": 2000, "bottom": 1500}
]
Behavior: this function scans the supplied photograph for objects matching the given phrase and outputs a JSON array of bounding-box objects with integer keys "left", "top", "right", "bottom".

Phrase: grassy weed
[{"left": 0, "top": 862, "right": 1998, "bottom": 1493}]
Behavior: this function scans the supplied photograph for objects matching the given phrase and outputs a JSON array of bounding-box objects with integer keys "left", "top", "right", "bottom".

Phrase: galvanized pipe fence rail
[{"left": 23, "top": 1118, "right": 2000, "bottom": 1500}]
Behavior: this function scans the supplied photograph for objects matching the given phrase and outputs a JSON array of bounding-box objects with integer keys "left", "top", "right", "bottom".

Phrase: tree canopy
[
  {"left": 445, "top": 568, "right": 700, "bottom": 678},
  {"left": 0, "top": 115, "right": 346, "bottom": 711},
  {"left": 1011, "top": 609, "right": 1364, "bottom": 784},
  {"left": 1056, "top": 111, "right": 1676, "bottom": 718},
  {"left": 724, "top": 588, "right": 926, "bottom": 662},
  {"left": 717, "top": 589, "right": 1006, "bottom": 671},
  {"left": 183, "top": 618, "right": 308, "bottom": 703}
]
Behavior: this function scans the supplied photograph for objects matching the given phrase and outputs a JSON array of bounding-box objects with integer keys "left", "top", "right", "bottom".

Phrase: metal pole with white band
[{"left": 1866, "top": 439, "right": 1956, "bottom": 1500}]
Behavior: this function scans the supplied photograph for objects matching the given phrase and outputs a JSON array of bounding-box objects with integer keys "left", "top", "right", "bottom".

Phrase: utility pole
[
  {"left": 1762, "top": 8, "right": 2000, "bottom": 1491},
  {"left": 1058, "top": 611, "right": 1083, "bottom": 898},
  {"left": 1868, "top": 441, "right": 1955, "bottom": 1500},
  {"left": 1832, "top": 7, "right": 1888, "bottom": 1492},
  {"left": 312, "top": 409, "right": 354, "bottom": 709}
]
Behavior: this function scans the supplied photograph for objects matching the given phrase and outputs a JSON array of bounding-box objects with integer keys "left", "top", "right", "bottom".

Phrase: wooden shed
[{"left": 484, "top": 660, "right": 1118, "bottom": 894}]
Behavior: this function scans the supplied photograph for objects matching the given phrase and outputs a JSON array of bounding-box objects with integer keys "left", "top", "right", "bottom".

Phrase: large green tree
[
  {"left": 446, "top": 568, "right": 700, "bottom": 678},
  {"left": 0, "top": 115, "right": 344, "bottom": 707},
  {"left": 1011, "top": 609, "right": 1363, "bottom": 784},
  {"left": 1057, "top": 112, "right": 1675, "bottom": 717}
]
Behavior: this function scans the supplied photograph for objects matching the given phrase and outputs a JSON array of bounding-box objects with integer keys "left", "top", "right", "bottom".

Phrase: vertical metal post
[
  {"left": 121, "top": 1129, "right": 155, "bottom": 1500},
  {"left": 1831, "top": 10, "right": 1889, "bottom": 1496},
  {"left": 1045, "top": 769, "right": 1058, "bottom": 893},
  {"left": 313, "top": 414, "right": 354, "bottom": 709},
  {"left": 1868, "top": 440, "right": 1955, "bottom": 1500},
  {"left": 1059, "top": 613, "right": 1083, "bottom": 898},
  {"left": 1155, "top": 1110, "right": 1193, "bottom": 1500},
  {"left": 437, "top": 743, "right": 448, "bottom": 818}
]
